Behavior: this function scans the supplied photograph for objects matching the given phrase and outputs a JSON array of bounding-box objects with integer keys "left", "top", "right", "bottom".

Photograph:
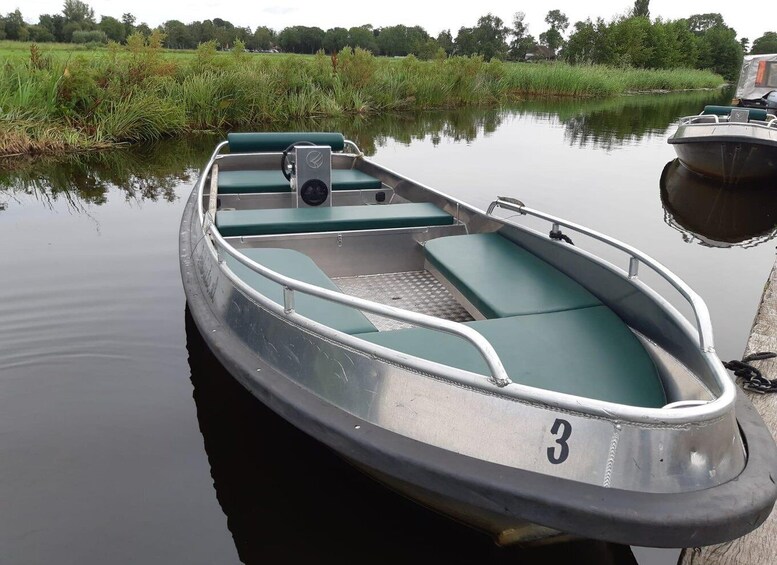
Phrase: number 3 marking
[{"left": 547, "top": 418, "right": 572, "bottom": 464}]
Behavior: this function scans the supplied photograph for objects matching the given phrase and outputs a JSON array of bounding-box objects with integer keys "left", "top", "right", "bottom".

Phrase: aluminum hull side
[
  {"left": 668, "top": 123, "right": 777, "bottom": 182},
  {"left": 180, "top": 186, "right": 777, "bottom": 547}
]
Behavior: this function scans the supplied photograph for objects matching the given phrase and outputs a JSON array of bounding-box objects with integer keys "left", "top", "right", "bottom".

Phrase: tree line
[{"left": 2, "top": 0, "right": 776, "bottom": 79}]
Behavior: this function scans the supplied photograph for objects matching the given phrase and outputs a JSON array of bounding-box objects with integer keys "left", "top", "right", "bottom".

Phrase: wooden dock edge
[{"left": 679, "top": 260, "right": 777, "bottom": 565}]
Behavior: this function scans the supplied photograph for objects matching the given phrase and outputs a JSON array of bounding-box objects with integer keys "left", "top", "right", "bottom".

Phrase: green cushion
[
  {"left": 227, "top": 132, "right": 345, "bottom": 153},
  {"left": 425, "top": 233, "right": 601, "bottom": 318},
  {"left": 218, "top": 169, "right": 382, "bottom": 194},
  {"left": 356, "top": 308, "right": 665, "bottom": 407},
  {"left": 216, "top": 203, "right": 453, "bottom": 237},
  {"left": 225, "top": 248, "right": 377, "bottom": 335},
  {"left": 702, "top": 105, "right": 768, "bottom": 121}
]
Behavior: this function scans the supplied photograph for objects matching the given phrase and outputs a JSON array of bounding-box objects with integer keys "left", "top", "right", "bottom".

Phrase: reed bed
[{"left": 0, "top": 43, "right": 724, "bottom": 156}]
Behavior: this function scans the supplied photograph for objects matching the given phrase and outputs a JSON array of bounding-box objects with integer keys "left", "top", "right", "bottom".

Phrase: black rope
[
  {"left": 549, "top": 229, "right": 574, "bottom": 245},
  {"left": 723, "top": 352, "right": 777, "bottom": 393}
]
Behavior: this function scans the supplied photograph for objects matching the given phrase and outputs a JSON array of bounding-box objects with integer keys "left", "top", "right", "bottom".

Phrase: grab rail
[
  {"left": 205, "top": 223, "right": 512, "bottom": 387},
  {"left": 487, "top": 197, "right": 715, "bottom": 352}
]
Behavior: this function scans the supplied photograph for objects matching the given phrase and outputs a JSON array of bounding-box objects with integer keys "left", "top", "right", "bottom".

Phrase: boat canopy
[{"left": 736, "top": 54, "right": 777, "bottom": 101}]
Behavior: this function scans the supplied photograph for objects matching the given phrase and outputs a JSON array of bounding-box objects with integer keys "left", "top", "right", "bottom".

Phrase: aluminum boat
[
  {"left": 179, "top": 132, "right": 777, "bottom": 547},
  {"left": 667, "top": 104, "right": 777, "bottom": 183}
]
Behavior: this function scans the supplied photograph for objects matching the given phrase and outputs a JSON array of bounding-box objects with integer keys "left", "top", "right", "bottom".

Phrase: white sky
[{"left": 13, "top": 1, "right": 774, "bottom": 44}]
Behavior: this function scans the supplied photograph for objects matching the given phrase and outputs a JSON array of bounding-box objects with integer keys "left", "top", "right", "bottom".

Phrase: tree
[
  {"left": 99, "top": 16, "right": 125, "bottom": 43},
  {"left": 540, "top": 9, "right": 569, "bottom": 54},
  {"left": 740, "top": 38, "right": 749, "bottom": 53},
  {"left": 632, "top": 0, "right": 650, "bottom": 18},
  {"left": 510, "top": 12, "right": 536, "bottom": 60},
  {"left": 437, "top": 29, "right": 454, "bottom": 55},
  {"left": 163, "top": 20, "right": 192, "bottom": 49},
  {"left": 122, "top": 13, "right": 136, "bottom": 38},
  {"left": 471, "top": 13, "right": 508, "bottom": 60},
  {"left": 687, "top": 13, "right": 725, "bottom": 34},
  {"left": 751, "top": 32, "right": 777, "bottom": 54},
  {"left": 323, "top": 27, "right": 349, "bottom": 53},
  {"left": 62, "top": 0, "right": 95, "bottom": 26},
  {"left": 3, "top": 9, "right": 28, "bottom": 41},
  {"left": 348, "top": 26, "right": 377, "bottom": 52}
]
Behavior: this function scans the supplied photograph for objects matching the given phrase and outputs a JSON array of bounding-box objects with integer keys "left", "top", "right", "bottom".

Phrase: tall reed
[{"left": 0, "top": 43, "right": 724, "bottom": 156}]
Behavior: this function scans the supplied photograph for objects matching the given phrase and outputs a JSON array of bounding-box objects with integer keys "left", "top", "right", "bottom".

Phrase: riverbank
[{"left": 0, "top": 42, "right": 724, "bottom": 157}]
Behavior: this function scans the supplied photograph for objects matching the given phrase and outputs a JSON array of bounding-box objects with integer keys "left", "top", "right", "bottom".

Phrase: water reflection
[
  {"left": 0, "top": 137, "right": 215, "bottom": 209},
  {"left": 660, "top": 159, "right": 777, "bottom": 248},
  {"left": 184, "top": 309, "right": 637, "bottom": 564},
  {"left": 0, "top": 90, "right": 735, "bottom": 212},
  {"left": 518, "top": 89, "right": 733, "bottom": 150}
]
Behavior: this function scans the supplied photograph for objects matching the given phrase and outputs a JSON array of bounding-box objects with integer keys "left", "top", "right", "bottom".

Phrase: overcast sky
[{"left": 15, "top": 1, "right": 774, "bottom": 44}]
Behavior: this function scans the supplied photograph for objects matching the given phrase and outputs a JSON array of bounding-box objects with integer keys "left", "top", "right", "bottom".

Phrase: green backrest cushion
[
  {"left": 228, "top": 132, "right": 345, "bottom": 153},
  {"left": 424, "top": 233, "right": 601, "bottom": 318},
  {"left": 225, "top": 248, "right": 376, "bottom": 335},
  {"left": 356, "top": 308, "right": 665, "bottom": 407},
  {"left": 218, "top": 169, "right": 382, "bottom": 194},
  {"left": 702, "top": 105, "right": 768, "bottom": 121},
  {"left": 216, "top": 202, "right": 453, "bottom": 237}
]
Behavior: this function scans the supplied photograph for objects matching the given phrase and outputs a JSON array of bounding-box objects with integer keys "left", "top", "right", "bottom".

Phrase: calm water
[{"left": 2, "top": 89, "right": 774, "bottom": 565}]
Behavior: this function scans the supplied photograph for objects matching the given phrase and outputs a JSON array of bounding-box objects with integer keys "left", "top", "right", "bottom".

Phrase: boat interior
[
  {"left": 202, "top": 133, "right": 726, "bottom": 414},
  {"left": 679, "top": 104, "right": 777, "bottom": 126}
]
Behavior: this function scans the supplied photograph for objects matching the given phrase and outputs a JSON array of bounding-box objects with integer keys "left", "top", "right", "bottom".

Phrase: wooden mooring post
[{"left": 680, "top": 261, "right": 777, "bottom": 565}]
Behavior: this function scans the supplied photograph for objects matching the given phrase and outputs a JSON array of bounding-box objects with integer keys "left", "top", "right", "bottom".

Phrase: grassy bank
[{"left": 0, "top": 41, "right": 724, "bottom": 156}]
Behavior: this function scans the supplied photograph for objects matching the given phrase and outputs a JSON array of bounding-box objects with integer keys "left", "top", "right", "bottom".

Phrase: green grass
[{"left": 0, "top": 41, "right": 725, "bottom": 156}]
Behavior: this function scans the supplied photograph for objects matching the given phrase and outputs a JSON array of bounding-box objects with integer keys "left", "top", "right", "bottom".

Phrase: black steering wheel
[{"left": 281, "top": 141, "right": 317, "bottom": 181}]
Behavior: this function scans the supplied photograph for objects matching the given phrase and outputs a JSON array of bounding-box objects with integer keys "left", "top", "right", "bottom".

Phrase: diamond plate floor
[{"left": 333, "top": 270, "right": 474, "bottom": 331}]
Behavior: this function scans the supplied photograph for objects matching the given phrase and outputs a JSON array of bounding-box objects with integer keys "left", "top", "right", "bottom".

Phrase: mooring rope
[{"left": 724, "top": 352, "right": 777, "bottom": 393}]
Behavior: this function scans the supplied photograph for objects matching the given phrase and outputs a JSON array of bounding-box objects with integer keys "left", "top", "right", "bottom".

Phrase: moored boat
[
  {"left": 667, "top": 105, "right": 777, "bottom": 183},
  {"left": 180, "top": 131, "right": 777, "bottom": 547}
]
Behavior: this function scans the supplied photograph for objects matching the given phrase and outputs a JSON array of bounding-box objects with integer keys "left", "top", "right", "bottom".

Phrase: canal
[{"left": 2, "top": 89, "right": 774, "bottom": 564}]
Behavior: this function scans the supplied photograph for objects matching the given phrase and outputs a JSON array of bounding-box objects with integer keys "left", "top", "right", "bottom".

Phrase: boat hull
[
  {"left": 180, "top": 186, "right": 777, "bottom": 547},
  {"left": 668, "top": 122, "right": 777, "bottom": 183}
]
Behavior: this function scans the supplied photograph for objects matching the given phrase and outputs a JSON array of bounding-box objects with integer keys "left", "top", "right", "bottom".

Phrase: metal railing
[
  {"left": 487, "top": 197, "right": 715, "bottom": 352},
  {"left": 195, "top": 138, "right": 512, "bottom": 388},
  {"left": 206, "top": 223, "right": 512, "bottom": 387}
]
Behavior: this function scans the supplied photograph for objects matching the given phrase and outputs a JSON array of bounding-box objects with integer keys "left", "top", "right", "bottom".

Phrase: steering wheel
[{"left": 281, "top": 141, "right": 317, "bottom": 181}]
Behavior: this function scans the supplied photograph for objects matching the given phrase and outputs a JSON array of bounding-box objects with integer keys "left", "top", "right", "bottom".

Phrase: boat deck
[{"left": 334, "top": 270, "right": 473, "bottom": 331}]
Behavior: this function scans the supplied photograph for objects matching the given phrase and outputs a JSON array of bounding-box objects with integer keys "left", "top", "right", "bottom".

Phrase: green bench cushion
[
  {"left": 225, "top": 248, "right": 377, "bottom": 335},
  {"left": 216, "top": 202, "right": 453, "bottom": 237},
  {"left": 218, "top": 169, "right": 382, "bottom": 194},
  {"left": 425, "top": 233, "right": 601, "bottom": 318},
  {"left": 356, "top": 307, "right": 665, "bottom": 407},
  {"left": 702, "top": 105, "right": 768, "bottom": 121},
  {"left": 227, "top": 132, "right": 345, "bottom": 153}
]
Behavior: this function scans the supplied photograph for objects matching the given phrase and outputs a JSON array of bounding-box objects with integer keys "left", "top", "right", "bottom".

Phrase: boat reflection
[
  {"left": 184, "top": 309, "right": 637, "bottom": 565},
  {"left": 660, "top": 159, "right": 777, "bottom": 248}
]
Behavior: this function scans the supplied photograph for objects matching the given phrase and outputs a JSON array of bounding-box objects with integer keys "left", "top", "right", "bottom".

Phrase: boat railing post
[
  {"left": 283, "top": 286, "right": 295, "bottom": 314},
  {"left": 628, "top": 257, "right": 639, "bottom": 279}
]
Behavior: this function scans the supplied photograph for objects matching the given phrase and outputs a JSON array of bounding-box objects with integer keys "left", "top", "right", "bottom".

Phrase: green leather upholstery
[
  {"left": 217, "top": 169, "right": 382, "bottom": 194},
  {"left": 227, "top": 132, "right": 345, "bottom": 153},
  {"left": 702, "top": 105, "right": 768, "bottom": 121},
  {"left": 356, "top": 308, "right": 665, "bottom": 407},
  {"left": 216, "top": 203, "right": 453, "bottom": 237},
  {"left": 425, "top": 233, "right": 601, "bottom": 318},
  {"left": 225, "top": 248, "right": 377, "bottom": 335}
]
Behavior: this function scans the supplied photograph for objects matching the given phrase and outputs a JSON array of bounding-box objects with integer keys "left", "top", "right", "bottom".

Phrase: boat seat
[
  {"left": 217, "top": 169, "right": 383, "bottom": 194},
  {"left": 216, "top": 202, "right": 454, "bottom": 237},
  {"left": 702, "top": 105, "right": 768, "bottom": 122},
  {"left": 225, "top": 248, "right": 377, "bottom": 335},
  {"left": 424, "top": 232, "right": 601, "bottom": 318},
  {"left": 355, "top": 308, "right": 665, "bottom": 408}
]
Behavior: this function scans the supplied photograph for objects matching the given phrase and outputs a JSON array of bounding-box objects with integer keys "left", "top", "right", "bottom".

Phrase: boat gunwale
[{"left": 193, "top": 139, "right": 737, "bottom": 426}]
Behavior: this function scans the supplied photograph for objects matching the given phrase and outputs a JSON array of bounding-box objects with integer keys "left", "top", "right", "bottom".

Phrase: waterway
[{"left": 2, "top": 89, "right": 774, "bottom": 564}]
